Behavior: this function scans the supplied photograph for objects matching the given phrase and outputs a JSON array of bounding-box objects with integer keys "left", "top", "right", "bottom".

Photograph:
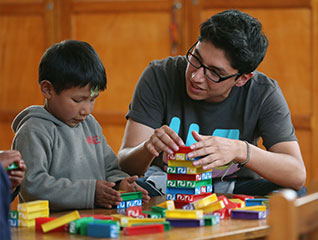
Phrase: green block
[
  {"left": 69, "top": 217, "right": 94, "bottom": 234},
  {"left": 120, "top": 192, "right": 143, "bottom": 201},
  {"left": 204, "top": 215, "right": 220, "bottom": 226},
  {"left": 142, "top": 210, "right": 162, "bottom": 218},
  {"left": 9, "top": 211, "right": 18, "bottom": 220},
  {"left": 6, "top": 162, "right": 19, "bottom": 170},
  {"left": 151, "top": 206, "right": 166, "bottom": 217}
]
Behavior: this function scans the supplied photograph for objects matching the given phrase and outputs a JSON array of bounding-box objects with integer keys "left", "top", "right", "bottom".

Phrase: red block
[
  {"left": 167, "top": 173, "right": 201, "bottom": 181},
  {"left": 80, "top": 214, "right": 113, "bottom": 220},
  {"left": 35, "top": 217, "right": 68, "bottom": 232},
  {"left": 174, "top": 201, "right": 189, "bottom": 209},
  {"left": 126, "top": 206, "right": 142, "bottom": 218},
  {"left": 123, "top": 224, "right": 164, "bottom": 236},
  {"left": 175, "top": 192, "right": 211, "bottom": 203},
  {"left": 218, "top": 195, "right": 230, "bottom": 206},
  {"left": 175, "top": 146, "right": 192, "bottom": 154},
  {"left": 232, "top": 194, "right": 255, "bottom": 201}
]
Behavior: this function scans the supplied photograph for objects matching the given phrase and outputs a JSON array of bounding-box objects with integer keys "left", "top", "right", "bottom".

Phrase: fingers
[
  {"left": 145, "top": 125, "right": 184, "bottom": 157},
  {"left": 0, "top": 150, "right": 22, "bottom": 169},
  {"left": 95, "top": 180, "right": 122, "bottom": 208}
]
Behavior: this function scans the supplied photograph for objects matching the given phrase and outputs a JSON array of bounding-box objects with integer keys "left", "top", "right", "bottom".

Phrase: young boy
[{"left": 11, "top": 40, "right": 149, "bottom": 211}]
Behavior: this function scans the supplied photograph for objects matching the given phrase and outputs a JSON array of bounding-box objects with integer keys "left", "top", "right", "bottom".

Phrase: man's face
[
  {"left": 185, "top": 41, "right": 240, "bottom": 102},
  {"left": 45, "top": 84, "right": 99, "bottom": 127}
]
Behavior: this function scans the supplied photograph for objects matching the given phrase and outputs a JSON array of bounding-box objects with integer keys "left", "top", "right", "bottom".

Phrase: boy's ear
[
  {"left": 235, "top": 72, "right": 254, "bottom": 87},
  {"left": 40, "top": 80, "right": 54, "bottom": 99}
]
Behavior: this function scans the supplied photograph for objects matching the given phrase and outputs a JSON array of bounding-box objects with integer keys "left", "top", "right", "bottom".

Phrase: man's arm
[
  {"left": 188, "top": 131, "right": 306, "bottom": 190},
  {"left": 118, "top": 119, "right": 184, "bottom": 176}
]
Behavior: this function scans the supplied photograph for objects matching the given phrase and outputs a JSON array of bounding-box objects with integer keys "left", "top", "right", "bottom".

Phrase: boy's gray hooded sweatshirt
[{"left": 12, "top": 106, "right": 129, "bottom": 210}]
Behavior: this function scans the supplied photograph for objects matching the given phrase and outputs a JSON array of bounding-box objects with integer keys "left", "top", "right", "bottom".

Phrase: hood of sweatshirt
[{"left": 12, "top": 105, "right": 65, "bottom": 133}]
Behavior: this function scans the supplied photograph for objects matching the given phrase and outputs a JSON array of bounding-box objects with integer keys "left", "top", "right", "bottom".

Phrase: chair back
[{"left": 267, "top": 185, "right": 318, "bottom": 240}]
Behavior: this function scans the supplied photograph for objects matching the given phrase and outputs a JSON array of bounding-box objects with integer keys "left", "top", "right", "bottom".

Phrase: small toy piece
[
  {"left": 167, "top": 218, "right": 205, "bottom": 227},
  {"left": 126, "top": 218, "right": 166, "bottom": 227},
  {"left": 245, "top": 198, "right": 268, "bottom": 207},
  {"left": 156, "top": 200, "right": 175, "bottom": 210},
  {"left": 126, "top": 206, "right": 142, "bottom": 218},
  {"left": 69, "top": 217, "right": 94, "bottom": 234},
  {"left": 41, "top": 210, "right": 80, "bottom": 233},
  {"left": 204, "top": 215, "right": 220, "bottom": 226},
  {"left": 87, "top": 222, "right": 118, "bottom": 238},
  {"left": 18, "top": 200, "right": 49, "bottom": 212},
  {"left": 6, "top": 162, "right": 19, "bottom": 170},
  {"left": 165, "top": 209, "right": 203, "bottom": 219},
  {"left": 198, "top": 200, "right": 225, "bottom": 214},
  {"left": 120, "top": 192, "right": 143, "bottom": 201},
  {"left": 151, "top": 206, "right": 166, "bottom": 217},
  {"left": 9, "top": 211, "right": 18, "bottom": 227},
  {"left": 141, "top": 210, "right": 162, "bottom": 219},
  {"left": 110, "top": 214, "right": 134, "bottom": 226},
  {"left": 231, "top": 210, "right": 267, "bottom": 220},
  {"left": 123, "top": 224, "right": 164, "bottom": 236},
  {"left": 229, "top": 198, "right": 245, "bottom": 208},
  {"left": 18, "top": 208, "right": 49, "bottom": 220},
  {"left": 35, "top": 217, "right": 68, "bottom": 232},
  {"left": 232, "top": 194, "right": 255, "bottom": 201},
  {"left": 192, "top": 193, "right": 218, "bottom": 209}
]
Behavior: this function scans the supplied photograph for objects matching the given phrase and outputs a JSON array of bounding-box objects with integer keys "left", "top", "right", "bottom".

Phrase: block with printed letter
[
  {"left": 156, "top": 200, "right": 175, "bottom": 210},
  {"left": 87, "top": 222, "right": 119, "bottom": 238},
  {"left": 18, "top": 200, "right": 49, "bottom": 213},
  {"left": 197, "top": 200, "right": 225, "bottom": 214},
  {"left": 126, "top": 206, "right": 142, "bottom": 218},
  {"left": 69, "top": 217, "right": 94, "bottom": 234},
  {"left": 9, "top": 211, "right": 18, "bottom": 227}
]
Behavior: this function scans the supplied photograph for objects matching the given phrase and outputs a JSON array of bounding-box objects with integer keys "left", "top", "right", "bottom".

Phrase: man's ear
[
  {"left": 40, "top": 80, "right": 54, "bottom": 99},
  {"left": 235, "top": 72, "right": 254, "bottom": 87}
]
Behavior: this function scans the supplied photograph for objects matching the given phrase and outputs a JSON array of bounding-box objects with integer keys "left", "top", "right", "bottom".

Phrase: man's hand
[
  {"left": 94, "top": 180, "right": 122, "bottom": 208},
  {"left": 119, "top": 176, "right": 150, "bottom": 203},
  {"left": 144, "top": 125, "right": 184, "bottom": 157},
  {"left": 188, "top": 131, "right": 244, "bottom": 170}
]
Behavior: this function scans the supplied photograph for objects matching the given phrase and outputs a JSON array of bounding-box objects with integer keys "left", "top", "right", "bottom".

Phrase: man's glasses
[{"left": 186, "top": 42, "right": 241, "bottom": 83}]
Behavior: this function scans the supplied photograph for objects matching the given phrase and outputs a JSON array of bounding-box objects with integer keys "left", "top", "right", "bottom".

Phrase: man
[{"left": 118, "top": 9, "right": 306, "bottom": 196}]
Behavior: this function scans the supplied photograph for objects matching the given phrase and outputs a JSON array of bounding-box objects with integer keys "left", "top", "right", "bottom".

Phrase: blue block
[
  {"left": 245, "top": 198, "right": 268, "bottom": 207},
  {"left": 126, "top": 199, "right": 142, "bottom": 208},
  {"left": 9, "top": 219, "right": 18, "bottom": 227},
  {"left": 166, "top": 187, "right": 201, "bottom": 195},
  {"left": 166, "top": 193, "right": 176, "bottom": 200},
  {"left": 87, "top": 222, "right": 118, "bottom": 238}
]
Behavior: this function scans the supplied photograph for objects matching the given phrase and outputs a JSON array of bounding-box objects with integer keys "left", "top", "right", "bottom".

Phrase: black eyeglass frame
[{"left": 186, "top": 41, "right": 242, "bottom": 83}]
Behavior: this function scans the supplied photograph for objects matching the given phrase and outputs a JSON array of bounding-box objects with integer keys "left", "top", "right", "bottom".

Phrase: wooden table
[{"left": 11, "top": 196, "right": 269, "bottom": 240}]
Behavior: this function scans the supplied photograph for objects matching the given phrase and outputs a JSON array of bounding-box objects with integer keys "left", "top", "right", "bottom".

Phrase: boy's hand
[
  {"left": 0, "top": 150, "right": 22, "bottom": 169},
  {"left": 8, "top": 160, "right": 26, "bottom": 191},
  {"left": 119, "top": 176, "right": 150, "bottom": 203},
  {"left": 95, "top": 180, "right": 122, "bottom": 208}
]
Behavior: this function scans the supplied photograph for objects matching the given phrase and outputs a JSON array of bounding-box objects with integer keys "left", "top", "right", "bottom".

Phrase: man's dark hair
[
  {"left": 199, "top": 9, "right": 268, "bottom": 74},
  {"left": 39, "top": 40, "right": 106, "bottom": 94}
]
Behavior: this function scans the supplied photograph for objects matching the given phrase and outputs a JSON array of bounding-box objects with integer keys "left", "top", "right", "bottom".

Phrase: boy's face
[{"left": 44, "top": 84, "right": 99, "bottom": 127}]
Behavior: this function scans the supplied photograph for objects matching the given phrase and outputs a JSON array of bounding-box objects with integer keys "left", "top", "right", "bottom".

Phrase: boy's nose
[{"left": 80, "top": 104, "right": 91, "bottom": 116}]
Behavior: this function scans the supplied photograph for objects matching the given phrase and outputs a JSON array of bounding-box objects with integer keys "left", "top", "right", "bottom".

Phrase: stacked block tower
[{"left": 166, "top": 146, "right": 213, "bottom": 208}]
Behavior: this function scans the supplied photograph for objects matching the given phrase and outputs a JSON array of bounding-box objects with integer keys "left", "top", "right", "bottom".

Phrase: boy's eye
[{"left": 72, "top": 99, "right": 81, "bottom": 103}]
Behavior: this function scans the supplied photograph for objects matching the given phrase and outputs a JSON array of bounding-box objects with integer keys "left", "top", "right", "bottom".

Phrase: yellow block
[
  {"left": 111, "top": 214, "right": 134, "bottom": 225},
  {"left": 198, "top": 200, "right": 225, "bottom": 214},
  {"left": 18, "top": 208, "right": 49, "bottom": 220},
  {"left": 157, "top": 200, "right": 175, "bottom": 210},
  {"left": 127, "top": 218, "right": 166, "bottom": 226},
  {"left": 193, "top": 193, "right": 218, "bottom": 209},
  {"left": 17, "top": 200, "right": 49, "bottom": 213},
  {"left": 168, "top": 160, "right": 196, "bottom": 167},
  {"left": 165, "top": 209, "right": 203, "bottom": 219},
  {"left": 229, "top": 199, "right": 245, "bottom": 208},
  {"left": 41, "top": 210, "right": 80, "bottom": 233},
  {"left": 235, "top": 205, "right": 267, "bottom": 211},
  {"left": 18, "top": 219, "right": 35, "bottom": 227}
]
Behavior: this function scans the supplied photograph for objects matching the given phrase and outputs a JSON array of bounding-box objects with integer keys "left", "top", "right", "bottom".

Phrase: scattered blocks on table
[
  {"left": 41, "top": 210, "right": 80, "bottom": 233},
  {"left": 123, "top": 224, "right": 164, "bottom": 236},
  {"left": 35, "top": 217, "right": 68, "bottom": 232},
  {"left": 17, "top": 200, "right": 49, "bottom": 227}
]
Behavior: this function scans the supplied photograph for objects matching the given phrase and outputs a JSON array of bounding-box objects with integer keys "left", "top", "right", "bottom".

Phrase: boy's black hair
[
  {"left": 199, "top": 9, "right": 268, "bottom": 74},
  {"left": 39, "top": 40, "right": 106, "bottom": 94}
]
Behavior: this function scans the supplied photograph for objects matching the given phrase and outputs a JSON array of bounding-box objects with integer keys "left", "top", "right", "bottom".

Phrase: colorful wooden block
[
  {"left": 41, "top": 210, "right": 80, "bottom": 233},
  {"left": 18, "top": 219, "right": 35, "bottom": 227},
  {"left": 123, "top": 224, "right": 164, "bottom": 236},
  {"left": 166, "top": 187, "right": 201, "bottom": 195},
  {"left": 156, "top": 200, "right": 175, "bottom": 210},
  {"left": 168, "top": 160, "right": 195, "bottom": 167},
  {"left": 229, "top": 198, "right": 245, "bottom": 208},
  {"left": 9, "top": 211, "right": 18, "bottom": 228},
  {"left": 165, "top": 209, "right": 203, "bottom": 219},
  {"left": 151, "top": 206, "right": 166, "bottom": 217},
  {"left": 6, "top": 162, "right": 19, "bottom": 170},
  {"left": 231, "top": 210, "right": 267, "bottom": 220},
  {"left": 193, "top": 193, "right": 218, "bottom": 209},
  {"left": 236, "top": 205, "right": 267, "bottom": 212},
  {"left": 167, "top": 179, "right": 212, "bottom": 188},
  {"left": 110, "top": 214, "right": 134, "bottom": 226},
  {"left": 204, "top": 215, "right": 220, "bottom": 226},
  {"left": 18, "top": 208, "right": 49, "bottom": 220},
  {"left": 245, "top": 198, "right": 268, "bottom": 207},
  {"left": 80, "top": 214, "right": 113, "bottom": 220},
  {"left": 167, "top": 218, "right": 205, "bottom": 227},
  {"left": 17, "top": 200, "right": 49, "bottom": 213},
  {"left": 35, "top": 217, "right": 68, "bottom": 232},
  {"left": 141, "top": 211, "right": 162, "bottom": 219},
  {"left": 232, "top": 194, "right": 254, "bottom": 201},
  {"left": 69, "top": 217, "right": 94, "bottom": 234},
  {"left": 198, "top": 200, "right": 225, "bottom": 214},
  {"left": 126, "top": 206, "right": 142, "bottom": 218},
  {"left": 87, "top": 222, "right": 119, "bottom": 238},
  {"left": 120, "top": 192, "right": 143, "bottom": 201},
  {"left": 126, "top": 218, "right": 166, "bottom": 227},
  {"left": 174, "top": 192, "right": 212, "bottom": 203},
  {"left": 168, "top": 173, "right": 201, "bottom": 181}
]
